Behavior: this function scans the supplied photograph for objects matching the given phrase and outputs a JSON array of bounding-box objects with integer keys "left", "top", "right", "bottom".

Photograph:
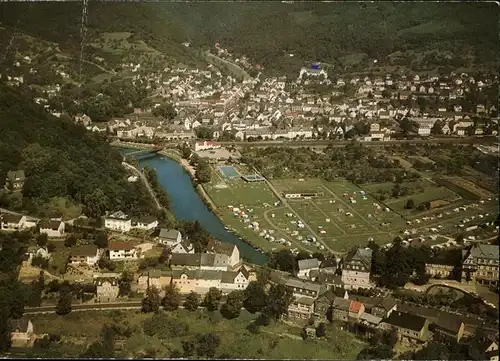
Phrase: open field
[
  {"left": 25, "top": 310, "right": 364, "bottom": 359},
  {"left": 204, "top": 162, "right": 498, "bottom": 253}
]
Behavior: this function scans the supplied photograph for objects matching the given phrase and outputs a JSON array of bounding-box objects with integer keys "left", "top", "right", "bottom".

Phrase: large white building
[
  {"left": 104, "top": 211, "right": 132, "bottom": 232},
  {"left": 194, "top": 140, "right": 221, "bottom": 152},
  {"left": 108, "top": 240, "right": 139, "bottom": 261},
  {"left": 39, "top": 220, "right": 65, "bottom": 238},
  {"left": 341, "top": 248, "right": 373, "bottom": 290}
]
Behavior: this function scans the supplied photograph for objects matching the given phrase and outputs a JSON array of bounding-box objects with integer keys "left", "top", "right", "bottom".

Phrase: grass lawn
[
  {"left": 384, "top": 185, "right": 460, "bottom": 211},
  {"left": 49, "top": 244, "right": 70, "bottom": 276},
  {"left": 27, "top": 310, "right": 364, "bottom": 359}
]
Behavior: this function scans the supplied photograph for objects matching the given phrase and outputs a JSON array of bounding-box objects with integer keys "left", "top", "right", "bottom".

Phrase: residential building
[
  {"left": 284, "top": 277, "right": 323, "bottom": 299},
  {"left": 469, "top": 339, "right": 499, "bottom": 361},
  {"left": 0, "top": 214, "right": 27, "bottom": 231},
  {"left": 348, "top": 300, "right": 365, "bottom": 321},
  {"left": 169, "top": 253, "right": 227, "bottom": 271},
  {"left": 341, "top": 248, "right": 373, "bottom": 289},
  {"left": 462, "top": 244, "right": 499, "bottom": 286},
  {"left": 69, "top": 245, "right": 100, "bottom": 266},
  {"left": 137, "top": 269, "right": 172, "bottom": 294},
  {"left": 171, "top": 239, "right": 195, "bottom": 254},
  {"left": 331, "top": 297, "right": 351, "bottom": 322},
  {"left": 220, "top": 268, "right": 250, "bottom": 293},
  {"left": 206, "top": 240, "right": 240, "bottom": 268},
  {"left": 380, "top": 311, "right": 429, "bottom": 343},
  {"left": 287, "top": 297, "right": 315, "bottom": 320},
  {"left": 370, "top": 296, "right": 398, "bottom": 319},
  {"left": 425, "top": 263, "right": 455, "bottom": 279},
  {"left": 297, "top": 258, "right": 321, "bottom": 279},
  {"left": 108, "top": 240, "right": 138, "bottom": 261},
  {"left": 359, "top": 312, "right": 382, "bottom": 327},
  {"left": 6, "top": 170, "right": 25, "bottom": 191},
  {"left": 104, "top": 211, "right": 132, "bottom": 232},
  {"left": 432, "top": 314, "right": 465, "bottom": 344},
  {"left": 158, "top": 228, "right": 182, "bottom": 246},
  {"left": 9, "top": 319, "right": 35, "bottom": 348},
  {"left": 94, "top": 276, "right": 120, "bottom": 302},
  {"left": 39, "top": 220, "right": 65, "bottom": 238},
  {"left": 314, "top": 287, "right": 348, "bottom": 320},
  {"left": 131, "top": 216, "right": 158, "bottom": 231}
]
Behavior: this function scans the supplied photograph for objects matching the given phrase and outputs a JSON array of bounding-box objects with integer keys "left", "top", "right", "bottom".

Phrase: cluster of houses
[{"left": 268, "top": 246, "right": 498, "bottom": 357}]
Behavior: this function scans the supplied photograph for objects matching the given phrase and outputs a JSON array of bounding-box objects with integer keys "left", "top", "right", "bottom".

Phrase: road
[{"left": 122, "top": 162, "right": 162, "bottom": 210}]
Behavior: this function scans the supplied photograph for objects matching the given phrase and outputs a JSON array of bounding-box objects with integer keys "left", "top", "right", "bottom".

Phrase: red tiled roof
[
  {"left": 349, "top": 301, "right": 364, "bottom": 313},
  {"left": 108, "top": 240, "right": 135, "bottom": 251}
]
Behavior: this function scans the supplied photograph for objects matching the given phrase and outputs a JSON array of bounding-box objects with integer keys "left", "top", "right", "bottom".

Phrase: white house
[
  {"left": 132, "top": 216, "right": 158, "bottom": 230},
  {"left": 297, "top": 258, "right": 321, "bottom": 279},
  {"left": 207, "top": 240, "right": 240, "bottom": 268},
  {"left": 108, "top": 240, "right": 138, "bottom": 261},
  {"left": 341, "top": 248, "right": 373, "bottom": 289},
  {"left": 69, "top": 245, "right": 100, "bottom": 266},
  {"left": 194, "top": 141, "right": 221, "bottom": 152},
  {"left": 158, "top": 228, "right": 182, "bottom": 246},
  {"left": 0, "top": 214, "right": 27, "bottom": 231},
  {"left": 220, "top": 269, "right": 250, "bottom": 293},
  {"left": 39, "top": 220, "right": 65, "bottom": 238},
  {"left": 104, "top": 211, "right": 132, "bottom": 232},
  {"left": 171, "top": 239, "right": 195, "bottom": 254}
]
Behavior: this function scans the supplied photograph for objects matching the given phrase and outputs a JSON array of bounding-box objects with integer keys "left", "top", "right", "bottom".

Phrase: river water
[{"left": 124, "top": 150, "right": 267, "bottom": 264}]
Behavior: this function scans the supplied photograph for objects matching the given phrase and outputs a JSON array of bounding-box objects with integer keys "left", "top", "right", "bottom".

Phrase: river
[{"left": 123, "top": 150, "right": 267, "bottom": 264}]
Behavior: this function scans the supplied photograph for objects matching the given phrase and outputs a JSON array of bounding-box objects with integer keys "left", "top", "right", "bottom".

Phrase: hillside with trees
[
  {"left": 0, "top": 2, "right": 497, "bottom": 78},
  {"left": 0, "top": 83, "right": 157, "bottom": 218}
]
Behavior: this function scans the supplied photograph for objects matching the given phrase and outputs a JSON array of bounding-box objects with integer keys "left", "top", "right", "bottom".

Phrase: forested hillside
[
  {"left": 0, "top": 2, "right": 497, "bottom": 76},
  {"left": 0, "top": 83, "right": 155, "bottom": 219}
]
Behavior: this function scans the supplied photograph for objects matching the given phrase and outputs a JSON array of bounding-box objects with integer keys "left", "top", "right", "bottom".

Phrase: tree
[
  {"left": 100, "top": 324, "right": 116, "bottom": 357},
  {"left": 316, "top": 322, "right": 327, "bottom": 337},
  {"left": 94, "top": 231, "right": 108, "bottom": 249},
  {"left": 83, "top": 189, "right": 109, "bottom": 218},
  {"left": 55, "top": 283, "right": 72, "bottom": 315},
  {"left": 243, "top": 281, "right": 268, "bottom": 314},
  {"left": 195, "top": 332, "right": 221, "bottom": 358},
  {"left": 152, "top": 102, "right": 176, "bottom": 120},
  {"left": 405, "top": 198, "right": 415, "bottom": 209},
  {"left": 183, "top": 291, "right": 200, "bottom": 311},
  {"left": 263, "top": 284, "right": 294, "bottom": 321},
  {"left": 47, "top": 242, "right": 56, "bottom": 253},
  {"left": 203, "top": 287, "right": 222, "bottom": 312},
  {"left": 220, "top": 290, "right": 244, "bottom": 319},
  {"left": 356, "top": 344, "right": 394, "bottom": 360},
  {"left": 162, "top": 284, "right": 181, "bottom": 311},
  {"left": 181, "top": 144, "right": 192, "bottom": 159},
  {"left": 64, "top": 234, "right": 77, "bottom": 248},
  {"left": 118, "top": 271, "right": 134, "bottom": 297},
  {"left": 268, "top": 249, "right": 298, "bottom": 274},
  {"left": 182, "top": 339, "right": 196, "bottom": 357},
  {"left": 36, "top": 233, "right": 48, "bottom": 247},
  {"left": 142, "top": 286, "right": 161, "bottom": 313}
]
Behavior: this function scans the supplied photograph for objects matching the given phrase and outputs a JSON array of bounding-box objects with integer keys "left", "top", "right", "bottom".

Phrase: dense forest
[
  {"left": 0, "top": 83, "right": 156, "bottom": 218},
  {"left": 0, "top": 2, "right": 497, "bottom": 76}
]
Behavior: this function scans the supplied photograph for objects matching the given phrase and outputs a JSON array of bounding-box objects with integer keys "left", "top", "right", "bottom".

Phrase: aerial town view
[{"left": 0, "top": 2, "right": 498, "bottom": 360}]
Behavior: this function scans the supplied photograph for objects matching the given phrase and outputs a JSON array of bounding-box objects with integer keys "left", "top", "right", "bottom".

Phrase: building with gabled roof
[
  {"left": 341, "top": 247, "right": 373, "bottom": 290},
  {"left": 108, "top": 240, "right": 138, "bottom": 261},
  {"left": 297, "top": 258, "right": 321, "bottom": 279},
  {"left": 6, "top": 170, "right": 25, "bottom": 191},
  {"left": 158, "top": 228, "right": 182, "bottom": 246},
  {"left": 206, "top": 240, "right": 240, "bottom": 268},
  {"left": 94, "top": 275, "right": 120, "bottom": 302},
  {"left": 9, "top": 318, "right": 35, "bottom": 348},
  {"left": 104, "top": 211, "right": 132, "bottom": 232},
  {"left": 432, "top": 313, "right": 465, "bottom": 344},
  {"left": 462, "top": 244, "right": 499, "bottom": 286},
  {"left": 380, "top": 311, "right": 429, "bottom": 343},
  {"left": 70, "top": 245, "right": 100, "bottom": 266},
  {"left": 39, "top": 220, "right": 65, "bottom": 238}
]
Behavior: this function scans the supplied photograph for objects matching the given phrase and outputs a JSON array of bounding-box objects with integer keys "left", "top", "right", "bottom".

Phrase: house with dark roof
[
  {"left": 297, "top": 258, "right": 321, "bottom": 279},
  {"left": 131, "top": 215, "right": 158, "bottom": 231},
  {"left": 206, "top": 240, "right": 240, "bottom": 267},
  {"left": 284, "top": 277, "right": 324, "bottom": 299},
  {"left": 0, "top": 213, "right": 27, "bottom": 231},
  {"left": 6, "top": 170, "right": 25, "bottom": 191},
  {"left": 331, "top": 297, "right": 351, "bottom": 322},
  {"left": 171, "top": 238, "right": 195, "bottom": 254},
  {"left": 9, "top": 318, "right": 35, "bottom": 347},
  {"left": 341, "top": 248, "right": 373, "bottom": 290},
  {"left": 314, "top": 288, "right": 349, "bottom": 321},
  {"left": 288, "top": 296, "right": 315, "bottom": 320},
  {"left": 39, "top": 220, "right": 65, "bottom": 238},
  {"left": 380, "top": 311, "right": 429, "bottom": 343},
  {"left": 469, "top": 339, "right": 499, "bottom": 361},
  {"left": 94, "top": 276, "right": 120, "bottom": 302},
  {"left": 371, "top": 296, "right": 398, "bottom": 319},
  {"left": 462, "top": 244, "right": 499, "bottom": 286},
  {"left": 432, "top": 313, "right": 465, "bottom": 344},
  {"left": 70, "top": 245, "right": 100, "bottom": 266},
  {"left": 158, "top": 228, "right": 182, "bottom": 246},
  {"left": 169, "top": 253, "right": 226, "bottom": 271}
]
